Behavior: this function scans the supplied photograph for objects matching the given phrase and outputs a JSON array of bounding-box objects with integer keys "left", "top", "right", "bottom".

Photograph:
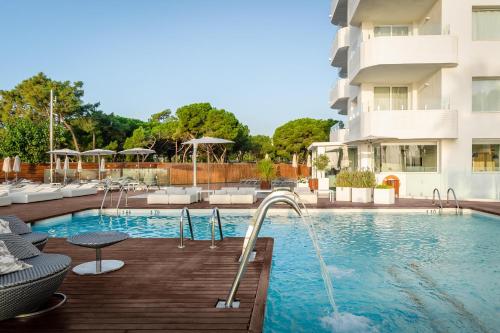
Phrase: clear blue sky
[{"left": 0, "top": 0, "right": 340, "bottom": 136}]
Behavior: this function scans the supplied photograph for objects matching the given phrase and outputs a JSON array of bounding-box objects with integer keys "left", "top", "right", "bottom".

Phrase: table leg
[{"left": 96, "top": 248, "right": 102, "bottom": 273}]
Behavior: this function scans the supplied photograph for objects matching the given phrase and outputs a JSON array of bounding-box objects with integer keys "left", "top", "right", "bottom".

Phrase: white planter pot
[
  {"left": 296, "top": 182, "right": 309, "bottom": 188},
  {"left": 336, "top": 187, "right": 351, "bottom": 201},
  {"left": 352, "top": 188, "right": 373, "bottom": 203},
  {"left": 374, "top": 188, "right": 395, "bottom": 204}
]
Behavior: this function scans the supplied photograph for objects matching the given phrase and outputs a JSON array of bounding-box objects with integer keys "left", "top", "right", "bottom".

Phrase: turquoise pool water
[{"left": 34, "top": 210, "right": 500, "bottom": 333}]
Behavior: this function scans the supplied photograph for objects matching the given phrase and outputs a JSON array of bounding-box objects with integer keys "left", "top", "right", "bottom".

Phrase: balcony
[
  {"left": 330, "top": 27, "right": 350, "bottom": 68},
  {"left": 348, "top": 0, "right": 438, "bottom": 26},
  {"left": 329, "top": 78, "right": 349, "bottom": 115},
  {"left": 330, "top": 0, "right": 348, "bottom": 26},
  {"left": 346, "top": 109, "right": 458, "bottom": 142},
  {"left": 349, "top": 35, "right": 458, "bottom": 84},
  {"left": 330, "top": 123, "right": 349, "bottom": 142}
]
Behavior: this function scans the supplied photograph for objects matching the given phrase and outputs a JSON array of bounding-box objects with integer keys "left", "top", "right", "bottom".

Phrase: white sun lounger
[
  {"left": 9, "top": 187, "right": 63, "bottom": 204},
  {"left": 60, "top": 184, "right": 98, "bottom": 197},
  {"left": 147, "top": 189, "right": 198, "bottom": 205}
]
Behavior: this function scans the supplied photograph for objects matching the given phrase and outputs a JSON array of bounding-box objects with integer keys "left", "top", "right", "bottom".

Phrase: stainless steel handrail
[
  {"left": 209, "top": 207, "right": 224, "bottom": 249},
  {"left": 99, "top": 179, "right": 113, "bottom": 211},
  {"left": 432, "top": 188, "right": 443, "bottom": 213},
  {"left": 116, "top": 182, "right": 130, "bottom": 211},
  {"left": 178, "top": 207, "right": 194, "bottom": 249},
  {"left": 221, "top": 190, "right": 302, "bottom": 308},
  {"left": 446, "top": 188, "right": 460, "bottom": 214}
]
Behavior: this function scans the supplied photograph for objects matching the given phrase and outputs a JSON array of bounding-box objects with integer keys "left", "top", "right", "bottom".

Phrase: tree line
[{"left": 0, "top": 73, "right": 339, "bottom": 164}]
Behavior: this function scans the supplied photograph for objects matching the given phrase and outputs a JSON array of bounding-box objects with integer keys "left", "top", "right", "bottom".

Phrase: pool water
[{"left": 34, "top": 210, "right": 500, "bottom": 333}]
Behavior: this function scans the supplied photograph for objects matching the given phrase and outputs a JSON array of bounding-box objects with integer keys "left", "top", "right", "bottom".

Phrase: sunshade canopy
[
  {"left": 118, "top": 148, "right": 156, "bottom": 155},
  {"left": 48, "top": 149, "right": 80, "bottom": 156},
  {"left": 182, "top": 137, "right": 234, "bottom": 146},
  {"left": 81, "top": 149, "right": 116, "bottom": 156}
]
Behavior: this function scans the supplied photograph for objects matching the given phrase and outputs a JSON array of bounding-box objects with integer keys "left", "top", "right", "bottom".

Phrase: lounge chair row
[
  {"left": 0, "top": 183, "right": 98, "bottom": 206},
  {"left": 147, "top": 187, "right": 202, "bottom": 205}
]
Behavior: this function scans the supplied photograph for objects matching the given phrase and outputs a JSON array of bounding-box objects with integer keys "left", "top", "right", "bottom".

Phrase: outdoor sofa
[
  {"left": 209, "top": 188, "right": 257, "bottom": 205},
  {"left": 294, "top": 187, "right": 318, "bottom": 204},
  {"left": 0, "top": 233, "right": 71, "bottom": 320},
  {"left": 147, "top": 187, "right": 200, "bottom": 205}
]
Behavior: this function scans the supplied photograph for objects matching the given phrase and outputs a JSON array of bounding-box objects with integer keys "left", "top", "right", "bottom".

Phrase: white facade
[{"left": 327, "top": 0, "right": 500, "bottom": 200}]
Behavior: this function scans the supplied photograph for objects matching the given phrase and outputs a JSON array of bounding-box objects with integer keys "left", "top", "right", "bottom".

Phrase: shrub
[
  {"left": 256, "top": 159, "right": 276, "bottom": 181},
  {"left": 335, "top": 170, "right": 352, "bottom": 187},
  {"left": 375, "top": 184, "right": 393, "bottom": 189},
  {"left": 351, "top": 170, "right": 376, "bottom": 188},
  {"left": 313, "top": 154, "right": 330, "bottom": 172}
]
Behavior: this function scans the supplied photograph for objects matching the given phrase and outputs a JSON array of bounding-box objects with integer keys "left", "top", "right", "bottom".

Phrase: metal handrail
[
  {"left": 432, "top": 188, "right": 443, "bottom": 213},
  {"left": 221, "top": 190, "right": 302, "bottom": 308},
  {"left": 446, "top": 188, "right": 460, "bottom": 214},
  {"left": 178, "top": 207, "right": 194, "bottom": 249},
  {"left": 209, "top": 207, "right": 224, "bottom": 249},
  {"left": 116, "top": 181, "right": 130, "bottom": 211},
  {"left": 99, "top": 179, "right": 113, "bottom": 211}
]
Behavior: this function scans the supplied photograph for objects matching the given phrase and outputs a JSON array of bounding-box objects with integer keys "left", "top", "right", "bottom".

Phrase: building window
[
  {"left": 374, "top": 25, "right": 409, "bottom": 37},
  {"left": 374, "top": 144, "right": 438, "bottom": 172},
  {"left": 472, "top": 78, "right": 500, "bottom": 111},
  {"left": 472, "top": 8, "right": 500, "bottom": 41},
  {"left": 472, "top": 143, "right": 500, "bottom": 172},
  {"left": 374, "top": 86, "right": 409, "bottom": 111}
]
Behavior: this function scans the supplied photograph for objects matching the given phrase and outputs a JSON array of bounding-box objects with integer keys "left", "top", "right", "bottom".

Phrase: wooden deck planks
[{"left": 1, "top": 237, "right": 273, "bottom": 333}]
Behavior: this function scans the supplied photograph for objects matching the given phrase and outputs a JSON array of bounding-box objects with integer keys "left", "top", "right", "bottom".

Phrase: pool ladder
[
  {"left": 100, "top": 179, "right": 114, "bottom": 211},
  {"left": 217, "top": 190, "right": 302, "bottom": 308},
  {"left": 178, "top": 207, "right": 195, "bottom": 248},
  {"left": 209, "top": 207, "right": 224, "bottom": 249},
  {"left": 432, "top": 188, "right": 461, "bottom": 215}
]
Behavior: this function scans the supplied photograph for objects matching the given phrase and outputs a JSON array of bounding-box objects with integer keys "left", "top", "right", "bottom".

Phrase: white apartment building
[{"left": 323, "top": 0, "right": 500, "bottom": 200}]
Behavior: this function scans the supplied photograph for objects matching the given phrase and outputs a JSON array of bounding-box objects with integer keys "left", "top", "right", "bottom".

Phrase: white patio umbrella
[
  {"left": 55, "top": 157, "right": 62, "bottom": 171},
  {"left": 2, "top": 157, "right": 11, "bottom": 182},
  {"left": 13, "top": 156, "right": 21, "bottom": 181},
  {"left": 77, "top": 158, "right": 83, "bottom": 181},
  {"left": 306, "top": 154, "right": 312, "bottom": 168},
  {"left": 81, "top": 149, "right": 116, "bottom": 181},
  {"left": 48, "top": 149, "right": 80, "bottom": 184},
  {"left": 118, "top": 148, "right": 156, "bottom": 181},
  {"left": 265, "top": 153, "right": 270, "bottom": 160},
  {"left": 182, "top": 137, "right": 234, "bottom": 188},
  {"left": 100, "top": 158, "right": 106, "bottom": 172},
  {"left": 292, "top": 154, "right": 298, "bottom": 168},
  {"left": 63, "top": 156, "right": 70, "bottom": 183}
]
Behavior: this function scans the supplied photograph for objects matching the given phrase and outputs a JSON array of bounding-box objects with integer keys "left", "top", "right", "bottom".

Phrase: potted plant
[
  {"left": 310, "top": 154, "right": 330, "bottom": 191},
  {"left": 335, "top": 169, "right": 352, "bottom": 201},
  {"left": 296, "top": 177, "right": 309, "bottom": 188},
  {"left": 374, "top": 184, "right": 395, "bottom": 204},
  {"left": 351, "top": 170, "right": 376, "bottom": 203},
  {"left": 257, "top": 159, "right": 276, "bottom": 189}
]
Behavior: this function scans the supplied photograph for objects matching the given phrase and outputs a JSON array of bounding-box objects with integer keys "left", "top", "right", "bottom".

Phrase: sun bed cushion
[
  {"left": 0, "top": 233, "right": 40, "bottom": 260},
  {"left": 0, "top": 253, "right": 70, "bottom": 289},
  {"left": 209, "top": 194, "right": 232, "bottom": 205},
  {"left": 20, "top": 232, "right": 49, "bottom": 247},
  {"left": 9, "top": 190, "right": 63, "bottom": 204},
  {"left": 230, "top": 194, "right": 257, "bottom": 204},
  {"left": 0, "top": 241, "right": 32, "bottom": 275},
  {"left": 61, "top": 186, "right": 98, "bottom": 197}
]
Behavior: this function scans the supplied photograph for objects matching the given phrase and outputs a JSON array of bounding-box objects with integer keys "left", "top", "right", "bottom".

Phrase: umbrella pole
[
  {"left": 193, "top": 144, "right": 198, "bottom": 187},
  {"left": 207, "top": 148, "right": 210, "bottom": 191}
]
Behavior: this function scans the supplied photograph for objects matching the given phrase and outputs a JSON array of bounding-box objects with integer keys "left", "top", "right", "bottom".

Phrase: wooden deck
[{"left": 2, "top": 237, "right": 273, "bottom": 333}]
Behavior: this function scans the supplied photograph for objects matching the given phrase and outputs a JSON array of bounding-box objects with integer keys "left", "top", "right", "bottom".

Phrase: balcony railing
[
  {"left": 346, "top": 109, "right": 458, "bottom": 142},
  {"left": 330, "top": 27, "right": 350, "bottom": 68},
  {"left": 329, "top": 79, "right": 349, "bottom": 114},
  {"left": 348, "top": 35, "right": 458, "bottom": 84}
]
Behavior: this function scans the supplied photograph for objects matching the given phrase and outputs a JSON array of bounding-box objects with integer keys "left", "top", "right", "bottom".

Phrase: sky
[{"left": 0, "top": 0, "right": 340, "bottom": 136}]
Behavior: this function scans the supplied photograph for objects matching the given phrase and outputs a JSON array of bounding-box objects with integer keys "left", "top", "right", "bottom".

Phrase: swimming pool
[{"left": 34, "top": 210, "right": 500, "bottom": 333}]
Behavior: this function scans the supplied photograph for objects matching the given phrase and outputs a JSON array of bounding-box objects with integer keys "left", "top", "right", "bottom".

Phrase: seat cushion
[
  {"left": 0, "top": 253, "right": 71, "bottom": 289},
  {"left": 20, "top": 232, "right": 48, "bottom": 246}
]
